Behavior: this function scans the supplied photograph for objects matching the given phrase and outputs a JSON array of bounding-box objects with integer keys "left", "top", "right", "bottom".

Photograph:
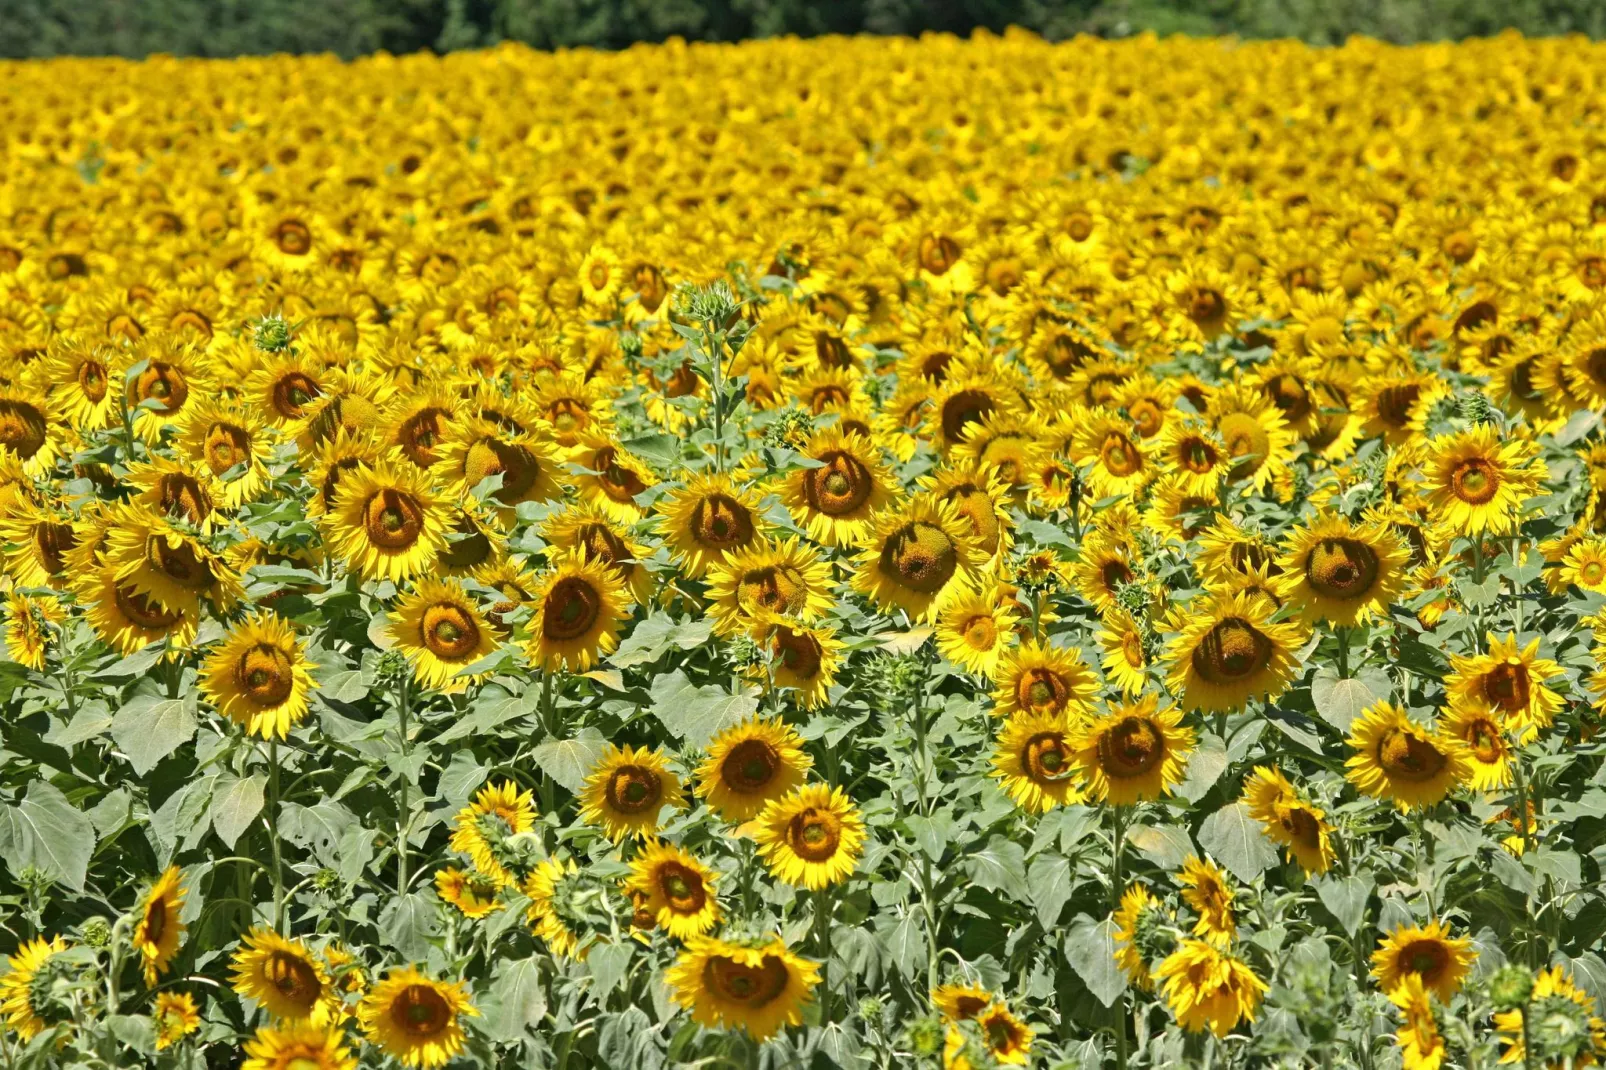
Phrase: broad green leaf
[
  {"left": 481, "top": 956, "right": 548, "bottom": 1043},
  {"left": 1027, "top": 853, "right": 1074, "bottom": 928},
  {"left": 1064, "top": 915, "right": 1126, "bottom": 1007},
  {"left": 880, "top": 909, "right": 926, "bottom": 980},
  {"left": 437, "top": 752, "right": 488, "bottom": 807},
  {"left": 434, "top": 686, "right": 538, "bottom": 745},
  {"left": 531, "top": 728, "right": 608, "bottom": 794},
  {"left": 1175, "top": 733, "right": 1228, "bottom": 804},
  {"left": 1315, "top": 871, "right": 1372, "bottom": 934},
  {"left": 648, "top": 671, "right": 759, "bottom": 748},
  {"left": 609, "top": 614, "right": 712, "bottom": 668},
  {"left": 1310, "top": 669, "right": 1387, "bottom": 732},
  {"left": 964, "top": 836, "right": 1028, "bottom": 900},
  {"left": 905, "top": 812, "right": 954, "bottom": 863},
  {"left": 209, "top": 773, "right": 266, "bottom": 849},
  {"left": 1196, "top": 801, "right": 1277, "bottom": 883},
  {"left": 0, "top": 781, "right": 94, "bottom": 891},
  {"left": 49, "top": 707, "right": 114, "bottom": 748},
  {"left": 1128, "top": 823, "right": 1193, "bottom": 870},
  {"left": 110, "top": 694, "right": 197, "bottom": 775},
  {"left": 379, "top": 892, "right": 440, "bottom": 961},
  {"left": 587, "top": 940, "right": 634, "bottom": 1001}
]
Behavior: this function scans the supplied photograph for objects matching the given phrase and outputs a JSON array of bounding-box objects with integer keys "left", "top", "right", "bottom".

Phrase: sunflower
[
  {"left": 0, "top": 386, "right": 60, "bottom": 477},
  {"left": 388, "top": 578, "right": 498, "bottom": 694},
  {"left": 706, "top": 536, "right": 835, "bottom": 638},
  {"left": 435, "top": 867, "right": 502, "bottom": 920},
  {"left": 1153, "top": 940, "right": 1268, "bottom": 1038},
  {"left": 580, "top": 744, "right": 685, "bottom": 841},
  {"left": 1240, "top": 766, "right": 1334, "bottom": 874},
  {"left": 541, "top": 500, "right": 653, "bottom": 605},
  {"left": 1356, "top": 368, "right": 1448, "bottom": 447},
  {"left": 781, "top": 427, "right": 897, "bottom": 548},
  {"left": 654, "top": 471, "right": 766, "bottom": 579},
  {"left": 1345, "top": 701, "right": 1471, "bottom": 811},
  {"left": 152, "top": 991, "right": 201, "bottom": 1051},
  {"left": 851, "top": 495, "right": 983, "bottom": 623},
  {"left": 990, "top": 713, "right": 1083, "bottom": 813},
  {"left": 245, "top": 353, "right": 325, "bottom": 428},
  {"left": 1070, "top": 410, "right": 1151, "bottom": 499},
  {"left": 229, "top": 928, "right": 340, "bottom": 1023},
  {"left": 991, "top": 639, "right": 1098, "bottom": 720},
  {"left": 179, "top": 400, "right": 271, "bottom": 508},
  {"left": 973, "top": 1004, "right": 1033, "bottom": 1066},
  {"left": 379, "top": 390, "right": 460, "bottom": 468},
  {"left": 134, "top": 866, "right": 186, "bottom": 986},
  {"left": 200, "top": 612, "right": 317, "bottom": 740},
  {"left": 1276, "top": 514, "right": 1410, "bottom": 626},
  {"left": 125, "top": 336, "right": 212, "bottom": 442},
  {"left": 4, "top": 593, "right": 61, "bottom": 670},
  {"left": 123, "top": 456, "right": 222, "bottom": 531},
  {"left": 1385, "top": 974, "right": 1447, "bottom": 1070},
  {"left": 449, "top": 781, "right": 536, "bottom": 887},
  {"left": 357, "top": 967, "right": 477, "bottom": 1070},
  {"left": 1493, "top": 966, "right": 1606, "bottom": 1069},
  {"left": 1441, "top": 703, "right": 1513, "bottom": 790},
  {"left": 0, "top": 502, "right": 76, "bottom": 589},
  {"left": 326, "top": 462, "right": 449, "bottom": 582},
  {"left": 1567, "top": 536, "right": 1606, "bottom": 594},
  {"left": 240, "top": 1023, "right": 359, "bottom": 1070},
  {"left": 695, "top": 717, "right": 813, "bottom": 823},
  {"left": 1098, "top": 609, "right": 1150, "bottom": 696},
  {"left": 41, "top": 337, "right": 121, "bottom": 431},
  {"left": 1072, "top": 534, "right": 1139, "bottom": 615},
  {"left": 1419, "top": 424, "right": 1546, "bottom": 536},
  {"left": 292, "top": 366, "right": 390, "bottom": 454},
  {"left": 1146, "top": 475, "right": 1221, "bottom": 543},
  {"left": 1070, "top": 694, "right": 1195, "bottom": 805},
  {"left": 1113, "top": 884, "right": 1165, "bottom": 991},
  {"left": 754, "top": 783, "right": 866, "bottom": 890},
  {"left": 0, "top": 936, "right": 71, "bottom": 1040},
  {"left": 626, "top": 841, "right": 722, "bottom": 941},
  {"left": 752, "top": 612, "right": 842, "bottom": 709},
  {"left": 1177, "top": 856, "right": 1236, "bottom": 946},
  {"left": 1208, "top": 384, "right": 1297, "bottom": 493},
  {"left": 304, "top": 429, "right": 377, "bottom": 519},
  {"left": 1371, "top": 920, "right": 1475, "bottom": 1001},
  {"left": 78, "top": 564, "right": 199, "bottom": 655},
  {"left": 1155, "top": 419, "right": 1228, "bottom": 497},
  {"left": 937, "top": 585, "right": 1021, "bottom": 678},
  {"left": 568, "top": 432, "right": 656, "bottom": 524},
  {"left": 1443, "top": 632, "right": 1563, "bottom": 742},
  {"left": 1195, "top": 516, "right": 1280, "bottom": 582},
  {"left": 666, "top": 935, "right": 821, "bottom": 1040},
  {"left": 918, "top": 461, "right": 1013, "bottom": 560},
  {"left": 1164, "top": 591, "right": 1305, "bottom": 713},
  {"left": 525, "top": 857, "right": 589, "bottom": 960},
  {"left": 932, "top": 983, "right": 995, "bottom": 1021},
  {"left": 434, "top": 417, "right": 565, "bottom": 521},
  {"left": 525, "top": 549, "right": 629, "bottom": 671}
]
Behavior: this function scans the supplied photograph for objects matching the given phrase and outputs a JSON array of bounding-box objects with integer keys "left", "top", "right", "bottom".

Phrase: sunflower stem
[
  {"left": 1522, "top": 995, "right": 1535, "bottom": 1070},
  {"left": 268, "top": 737, "right": 285, "bottom": 934},
  {"left": 1111, "top": 804, "right": 1130, "bottom": 1070},
  {"left": 1335, "top": 626, "right": 1351, "bottom": 679},
  {"left": 812, "top": 887, "right": 834, "bottom": 1025},
  {"left": 397, "top": 675, "right": 412, "bottom": 899}
]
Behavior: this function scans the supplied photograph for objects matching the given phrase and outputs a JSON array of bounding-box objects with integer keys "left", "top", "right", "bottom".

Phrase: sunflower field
[{"left": 6, "top": 26, "right": 1606, "bottom": 1070}]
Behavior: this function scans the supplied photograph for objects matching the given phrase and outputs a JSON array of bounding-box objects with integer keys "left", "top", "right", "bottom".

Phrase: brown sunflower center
[
  {"left": 464, "top": 438, "right": 540, "bottom": 503},
  {"left": 1377, "top": 727, "right": 1448, "bottom": 782},
  {"left": 0, "top": 398, "right": 47, "bottom": 457},
  {"left": 690, "top": 493, "right": 754, "bottom": 548},
  {"left": 787, "top": 806, "right": 843, "bottom": 861},
  {"left": 737, "top": 565, "right": 808, "bottom": 617},
  {"left": 33, "top": 521, "right": 74, "bottom": 575},
  {"left": 423, "top": 604, "right": 480, "bottom": 659},
  {"left": 1121, "top": 630, "right": 1145, "bottom": 665},
  {"left": 1177, "top": 436, "right": 1220, "bottom": 474},
  {"left": 1101, "top": 558, "right": 1133, "bottom": 592},
  {"left": 274, "top": 219, "right": 313, "bottom": 256},
  {"left": 658, "top": 863, "right": 706, "bottom": 913},
  {"left": 77, "top": 359, "right": 109, "bottom": 402},
  {"left": 592, "top": 448, "right": 647, "bottom": 503},
  {"left": 1482, "top": 662, "right": 1529, "bottom": 712},
  {"left": 236, "top": 643, "right": 294, "bottom": 707},
  {"left": 391, "top": 983, "right": 450, "bottom": 1037},
  {"left": 135, "top": 362, "right": 189, "bottom": 413},
  {"left": 204, "top": 422, "right": 251, "bottom": 477},
  {"left": 1465, "top": 718, "right": 1503, "bottom": 763},
  {"left": 1023, "top": 731, "right": 1073, "bottom": 782},
  {"left": 1449, "top": 457, "right": 1500, "bottom": 505},
  {"left": 605, "top": 765, "right": 663, "bottom": 814},
  {"left": 264, "top": 950, "right": 321, "bottom": 1006},
  {"left": 961, "top": 614, "right": 998, "bottom": 651},
  {"left": 1190, "top": 618, "right": 1273, "bottom": 683},
  {"left": 1375, "top": 384, "right": 1421, "bottom": 430},
  {"left": 1016, "top": 667, "right": 1070, "bottom": 715},
  {"left": 703, "top": 955, "right": 790, "bottom": 1008},
  {"left": 1305, "top": 537, "right": 1380, "bottom": 600},
  {"left": 271, "top": 372, "right": 321, "bottom": 420},
  {"left": 939, "top": 389, "right": 995, "bottom": 445},
  {"left": 1186, "top": 287, "right": 1226, "bottom": 326},
  {"left": 772, "top": 627, "right": 823, "bottom": 679},
  {"left": 1266, "top": 374, "right": 1312, "bottom": 423},
  {"left": 1218, "top": 413, "right": 1270, "bottom": 478},
  {"left": 144, "top": 899, "right": 167, "bottom": 942},
  {"left": 114, "top": 583, "right": 183, "bottom": 629},
  {"left": 542, "top": 576, "right": 601, "bottom": 641},
  {"left": 1129, "top": 398, "right": 1164, "bottom": 438},
  {"left": 156, "top": 472, "right": 213, "bottom": 525},
  {"left": 722, "top": 739, "right": 780, "bottom": 793},
  {"left": 1399, "top": 939, "right": 1450, "bottom": 981},
  {"left": 398, "top": 408, "right": 450, "bottom": 466},
  {"left": 1101, "top": 432, "right": 1142, "bottom": 477},
  {"left": 1096, "top": 716, "right": 1164, "bottom": 778},
  {"left": 805, "top": 450, "right": 874, "bottom": 516},
  {"left": 362, "top": 488, "right": 425, "bottom": 550},
  {"left": 153, "top": 538, "right": 216, "bottom": 590},
  {"left": 881, "top": 521, "right": 957, "bottom": 594},
  {"left": 1581, "top": 257, "right": 1606, "bottom": 289},
  {"left": 1284, "top": 805, "right": 1321, "bottom": 847}
]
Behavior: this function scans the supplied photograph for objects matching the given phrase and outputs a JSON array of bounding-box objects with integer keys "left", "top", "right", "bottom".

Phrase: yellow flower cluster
[{"left": 3, "top": 26, "right": 1606, "bottom": 1066}]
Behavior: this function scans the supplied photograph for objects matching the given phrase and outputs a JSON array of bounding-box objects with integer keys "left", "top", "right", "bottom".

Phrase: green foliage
[{"left": 3, "top": 0, "right": 1605, "bottom": 60}]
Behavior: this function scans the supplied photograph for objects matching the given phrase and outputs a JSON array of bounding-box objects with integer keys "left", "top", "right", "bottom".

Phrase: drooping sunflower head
[
  {"left": 435, "top": 416, "right": 565, "bottom": 517},
  {"left": 327, "top": 461, "right": 449, "bottom": 583},
  {"left": 579, "top": 744, "right": 685, "bottom": 842},
  {"left": 0, "top": 936, "right": 73, "bottom": 1041},
  {"left": 568, "top": 432, "right": 656, "bottom": 523},
  {"left": 229, "top": 927, "right": 339, "bottom": 1024},
  {"left": 77, "top": 562, "right": 199, "bottom": 656},
  {"left": 200, "top": 612, "right": 316, "bottom": 740},
  {"left": 525, "top": 548, "right": 628, "bottom": 672},
  {"left": 975, "top": 1003, "right": 1034, "bottom": 1065},
  {"left": 1344, "top": 700, "right": 1471, "bottom": 812},
  {"left": 380, "top": 389, "right": 461, "bottom": 469},
  {"left": 755, "top": 783, "right": 867, "bottom": 891},
  {"left": 696, "top": 717, "right": 813, "bottom": 823},
  {"left": 134, "top": 866, "right": 187, "bottom": 986},
  {"left": 1070, "top": 694, "right": 1195, "bottom": 805},
  {"left": 151, "top": 991, "right": 201, "bottom": 1051},
  {"left": 1177, "top": 855, "right": 1237, "bottom": 946},
  {"left": 525, "top": 856, "right": 591, "bottom": 960},
  {"left": 655, "top": 471, "right": 765, "bottom": 579},
  {"left": 751, "top": 611, "right": 843, "bottom": 710},
  {"left": 1113, "top": 884, "right": 1169, "bottom": 992},
  {"left": 448, "top": 780, "right": 537, "bottom": 886},
  {"left": 1371, "top": 920, "right": 1476, "bottom": 1003},
  {"left": 1241, "top": 765, "right": 1333, "bottom": 874},
  {"left": 932, "top": 983, "right": 995, "bottom": 1022},
  {"left": 356, "top": 966, "right": 477, "bottom": 1070},
  {"left": 665, "top": 935, "right": 820, "bottom": 1040},
  {"left": 292, "top": 365, "right": 390, "bottom": 455},
  {"left": 435, "top": 867, "right": 503, "bottom": 920}
]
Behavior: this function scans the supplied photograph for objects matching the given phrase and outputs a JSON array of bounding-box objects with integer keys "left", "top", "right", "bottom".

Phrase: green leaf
[
  {"left": 609, "top": 614, "right": 713, "bottom": 669},
  {"left": 48, "top": 707, "right": 115, "bottom": 748},
  {"left": 1064, "top": 915, "right": 1126, "bottom": 1007},
  {"left": 209, "top": 773, "right": 266, "bottom": 849},
  {"left": 587, "top": 940, "right": 634, "bottom": 1000},
  {"left": 1027, "top": 853, "right": 1074, "bottom": 928},
  {"left": 1128, "top": 823, "right": 1193, "bottom": 870},
  {"left": 648, "top": 671, "right": 759, "bottom": 749},
  {"left": 1196, "top": 801, "right": 1278, "bottom": 883},
  {"left": 0, "top": 781, "right": 94, "bottom": 891},
  {"left": 110, "top": 694, "right": 197, "bottom": 775},
  {"left": 1310, "top": 669, "right": 1387, "bottom": 732},
  {"left": 622, "top": 434, "right": 682, "bottom": 469},
  {"left": 1315, "top": 871, "right": 1372, "bottom": 934},
  {"left": 880, "top": 909, "right": 926, "bottom": 980},
  {"left": 1175, "top": 733, "right": 1228, "bottom": 804},
  {"left": 531, "top": 728, "right": 608, "bottom": 794},
  {"left": 964, "top": 836, "right": 1028, "bottom": 900},
  {"left": 905, "top": 812, "right": 954, "bottom": 863},
  {"left": 434, "top": 686, "right": 538, "bottom": 745},
  {"left": 379, "top": 892, "right": 440, "bottom": 961},
  {"left": 437, "top": 752, "right": 488, "bottom": 807},
  {"left": 481, "top": 956, "right": 548, "bottom": 1043},
  {"left": 1394, "top": 637, "right": 1449, "bottom": 680}
]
